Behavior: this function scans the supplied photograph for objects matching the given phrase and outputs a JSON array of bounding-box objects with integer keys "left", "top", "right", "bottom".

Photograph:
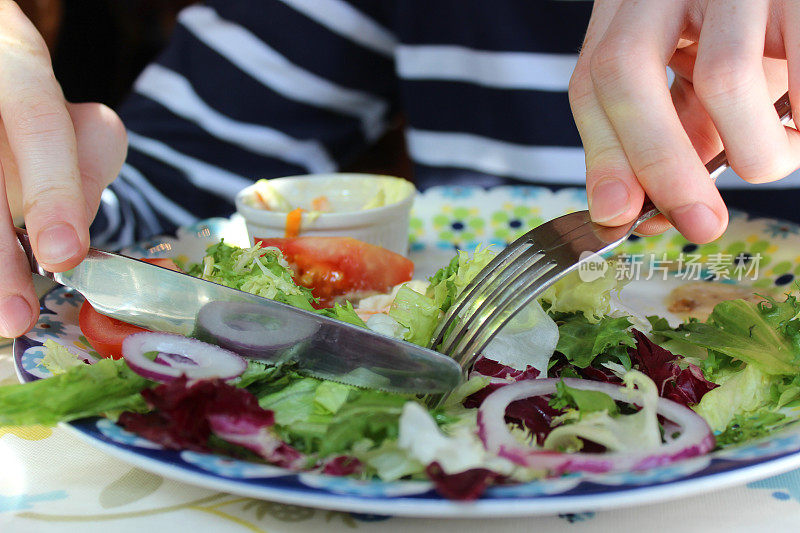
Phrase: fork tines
[{"left": 429, "top": 210, "right": 600, "bottom": 372}]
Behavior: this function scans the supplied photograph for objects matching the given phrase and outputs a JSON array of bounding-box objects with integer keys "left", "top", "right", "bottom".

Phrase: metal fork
[{"left": 430, "top": 91, "right": 794, "bottom": 372}]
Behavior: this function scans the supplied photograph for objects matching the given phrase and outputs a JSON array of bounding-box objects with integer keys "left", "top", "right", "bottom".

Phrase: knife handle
[{"left": 15, "top": 227, "right": 55, "bottom": 280}]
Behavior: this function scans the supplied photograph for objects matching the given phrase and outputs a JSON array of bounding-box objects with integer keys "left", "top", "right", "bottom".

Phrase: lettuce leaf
[
  {"left": 365, "top": 313, "right": 409, "bottom": 339},
  {"left": 693, "top": 364, "right": 773, "bottom": 433},
  {"left": 424, "top": 246, "right": 559, "bottom": 369},
  {"left": 397, "top": 402, "right": 514, "bottom": 478},
  {"left": 549, "top": 380, "right": 619, "bottom": 416},
  {"left": 316, "top": 393, "right": 411, "bottom": 457},
  {"left": 316, "top": 301, "right": 367, "bottom": 327},
  {"left": 41, "top": 339, "right": 85, "bottom": 375},
  {"left": 388, "top": 286, "right": 440, "bottom": 346},
  {"left": 628, "top": 330, "right": 718, "bottom": 407},
  {"left": 190, "top": 241, "right": 371, "bottom": 327},
  {"left": 187, "top": 240, "right": 315, "bottom": 310},
  {"left": 655, "top": 296, "right": 800, "bottom": 439},
  {"left": 464, "top": 357, "right": 562, "bottom": 446},
  {"left": 539, "top": 266, "right": 618, "bottom": 322},
  {"left": 119, "top": 376, "right": 275, "bottom": 452},
  {"left": 250, "top": 366, "right": 412, "bottom": 457},
  {"left": 647, "top": 316, "right": 709, "bottom": 362},
  {"left": 555, "top": 314, "right": 636, "bottom": 369},
  {"left": 425, "top": 462, "right": 505, "bottom": 501},
  {"left": 354, "top": 439, "right": 425, "bottom": 481},
  {"left": 314, "top": 381, "right": 352, "bottom": 414},
  {"left": 660, "top": 299, "right": 800, "bottom": 375},
  {"left": 0, "top": 358, "right": 150, "bottom": 426},
  {"left": 482, "top": 299, "right": 559, "bottom": 373},
  {"left": 544, "top": 371, "right": 661, "bottom": 453},
  {"left": 715, "top": 409, "right": 791, "bottom": 447},
  {"left": 426, "top": 247, "right": 495, "bottom": 313}
]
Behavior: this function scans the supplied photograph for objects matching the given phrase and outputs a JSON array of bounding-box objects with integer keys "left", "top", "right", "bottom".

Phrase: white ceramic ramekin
[{"left": 234, "top": 173, "right": 416, "bottom": 256}]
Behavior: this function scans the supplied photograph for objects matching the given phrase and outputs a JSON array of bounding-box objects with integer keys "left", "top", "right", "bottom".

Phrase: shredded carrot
[
  {"left": 253, "top": 189, "right": 270, "bottom": 209},
  {"left": 311, "top": 195, "right": 331, "bottom": 212},
  {"left": 285, "top": 207, "right": 304, "bottom": 238}
]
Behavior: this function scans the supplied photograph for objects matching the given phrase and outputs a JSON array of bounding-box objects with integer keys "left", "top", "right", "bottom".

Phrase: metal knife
[{"left": 15, "top": 228, "right": 463, "bottom": 394}]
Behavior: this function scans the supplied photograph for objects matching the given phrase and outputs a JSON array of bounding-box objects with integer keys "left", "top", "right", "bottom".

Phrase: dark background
[{"left": 20, "top": 0, "right": 194, "bottom": 106}]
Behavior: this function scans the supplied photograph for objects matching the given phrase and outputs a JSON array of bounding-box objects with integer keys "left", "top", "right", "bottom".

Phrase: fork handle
[{"left": 635, "top": 91, "right": 794, "bottom": 226}]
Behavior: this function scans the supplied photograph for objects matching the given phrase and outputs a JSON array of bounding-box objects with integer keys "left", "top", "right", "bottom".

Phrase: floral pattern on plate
[
  {"left": 180, "top": 451, "right": 289, "bottom": 479},
  {"left": 484, "top": 474, "right": 582, "bottom": 498},
  {"left": 714, "top": 430, "right": 800, "bottom": 462},
  {"left": 581, "top": 456, "right": 712, "bottom": 487},
  {"left": 96, "top": 419, "right": 164, "bottom": 450},
  {"left": 19, "top": 345, "right": 50, "bottom": 379},
  {"left": 296, "top": 474, "right": 433, "bottom": 498}
]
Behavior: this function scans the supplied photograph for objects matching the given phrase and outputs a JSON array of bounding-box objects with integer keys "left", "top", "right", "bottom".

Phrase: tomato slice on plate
[
  {"left": 79, "top": 301, "right": 147, "bottom": 360},
  {"left": 140, "top": 257, "right": 181, "bottom": 272},
  {"left": 255, "top": 237, "right": 414, "bottom": 308},
  {"left": 78, "top": 257, "right": 182, "bottom": 359}
]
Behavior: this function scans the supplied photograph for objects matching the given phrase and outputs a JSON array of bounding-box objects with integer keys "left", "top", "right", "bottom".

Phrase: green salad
[{"left": 2, "top": 240, "right": 800, "bottom": 500}]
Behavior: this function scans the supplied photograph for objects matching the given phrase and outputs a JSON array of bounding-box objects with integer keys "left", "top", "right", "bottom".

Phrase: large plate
[{"left": 14, "top": 185, "right": 800, "bottom": 517}]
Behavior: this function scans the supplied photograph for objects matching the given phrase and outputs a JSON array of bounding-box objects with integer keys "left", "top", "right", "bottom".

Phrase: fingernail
[
  {"left": 37, "top": 222, "right": 82, "bottom": 265},
  {"left": 0, "top": 295, "right": 32, "bottom": 337},
  {"left": 589, "top": 178, "right": 630, "bottom": 222},
  {"left": 670, "top": 203, "right": 723, "bottom": 243}
]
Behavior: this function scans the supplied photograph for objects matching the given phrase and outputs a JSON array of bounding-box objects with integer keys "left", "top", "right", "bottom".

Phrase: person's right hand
[
  {"left": 571, "top": 0, "right": 800, "bottom": 244},
  {"left": 0, "top": 1, "right": 127, "bottom": 338}
]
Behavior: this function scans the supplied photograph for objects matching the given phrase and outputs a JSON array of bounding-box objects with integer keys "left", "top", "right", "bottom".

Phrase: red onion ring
[
  {"left": 477, "top": 377, "right": 714, "bottom": 474},
  {"left": 122, "top": 332, "right": 247, "bottom": 383},
  {"left": 194, "top": 301, "right": 318, "bottom": 362}
]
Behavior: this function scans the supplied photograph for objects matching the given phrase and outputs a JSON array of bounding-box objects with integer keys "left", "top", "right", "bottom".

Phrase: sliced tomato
[
  {"left": 140, "top": 257, "right": 181, "bottom": 272},
  {"left": 255, "top": 237, "right": 414, "bottom": 308},
  {"left": 79, "top": 301, "right": 148, "bottom": 360},
  {"left": 78, "top": 258, "right": 181, "bottom": 359}
]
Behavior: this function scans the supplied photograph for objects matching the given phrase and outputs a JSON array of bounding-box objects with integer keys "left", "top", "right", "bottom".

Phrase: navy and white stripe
[
  {"left": 134, "top": 64, "right": 337, "bottom": 173},
  {"left": 94, "top": 0, "right": 596, "bottom": 247},
  {"left": 396, "top": 46, "right": 577, "bottom": 91}
]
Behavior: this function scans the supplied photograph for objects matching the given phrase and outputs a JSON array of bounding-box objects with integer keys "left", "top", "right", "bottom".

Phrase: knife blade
[{"left": 15, "top": 228, "right": 463, "bottom": 394}]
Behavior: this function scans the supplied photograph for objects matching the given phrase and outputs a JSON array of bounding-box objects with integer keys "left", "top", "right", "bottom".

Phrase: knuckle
[
  {"left": 80, "top": 103, "right": 128, "bottom": 179},
  {"left": 94, "top": 103, "right": 128, "bottom": 160},
  {"left": 585, "top": 144, "right": 626, "bottom": 170},
  {"left": 568, "top": 68, "right": 594, "bottom": 109},
  {"left": 0, "top": 3, "right": 51, "bottom": 61},
  {"left": 693, "top": 54, "right": 755, "bottom": 103},
  {"left": 9, "top": 99, "right": 70, "bottom": 138},
  {"left": 22, "top": 183, "right": 80, "bottom": 215},
  {"left": 732, "top": 153, "right": 795, "bottom": 183},
  {"left": 75, "top": 102, "right": 127, "bottom": 151},
  {"left": 101, "top": 105, "right": 128, "bottom": 151},
  {"left": 589, "top": 37, "right": 642, "bottom": 87},
  {"left": 632, "top": 147, "right": 678, "bottom": 180}
]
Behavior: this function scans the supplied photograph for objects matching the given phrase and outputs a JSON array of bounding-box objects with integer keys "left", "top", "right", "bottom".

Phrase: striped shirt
[{"left": 92, "top": 0, "right": 800, "bottom": 248}]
